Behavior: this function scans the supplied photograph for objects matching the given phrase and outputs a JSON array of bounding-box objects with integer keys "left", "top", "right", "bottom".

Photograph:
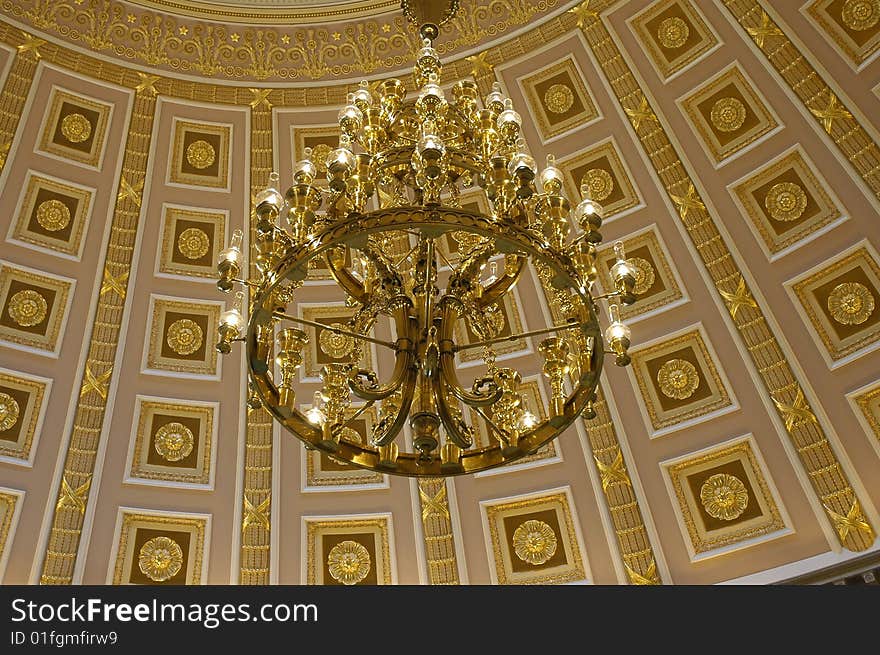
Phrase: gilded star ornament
[
  {"left": 809, "top": 91, "right": 853, "bottom": 134},
  {"left": 56, "top": 475, "right": 91, "bottom": 514},
  {"left": 118, "top": 176, "right": 144, "bottom": 208},
  {"left": 16, "top": 32, "right": 45, "bottom": 59},
  {"left": 625, "top": 560, "right": 660, "bottom": 585},
  {"left": 100, "top": 265, "right": 129, "bottom": 300},
  {"left": 624, "top": 96, "right": 657, "bottom": 132},
  {"left": 249, "top": 88, "right": 272, "bottom": 109},
  {"left": 824, "top": 498, "right": 874, "bottom": 543},
  {"left": 669, "top": 183, "right": 705, "bottom": 221},
  {"left": 719, "top": 275, "right": 757, "bottom": 320},
  {"left": 135, "top": 72, "right": 160, "bottom": 96},
  {"left": 419, "top": 482, "right": 450, "bottom": 520},
  {"left": 243, "top": 494, "right": 271, "bottom": 532},
  {"left": 747, "top": 11, "right": 783, "bottom": 48},
  {"left": 568, "top": 0, "right": 598, "bottom": 29},
  {"left": 81, "top": 364, "right": 112, "bottom": 400},
  {"left": 595, "top": 449, "right": 630, "bottom": 492},
  {"left": 772, "top": 387, "right": 817, "bottom": 432},
  {"left": 465, "top": 51, "right": 494, "bottom": 78}
]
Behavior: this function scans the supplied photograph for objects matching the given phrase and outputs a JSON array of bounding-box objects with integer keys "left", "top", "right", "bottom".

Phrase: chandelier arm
[
  {"left": 349, "top": 303, "right": 416, "bottom": 401},
  {"left": 271, "top": 311, "right": 397, "bottom": 351},
  {"left": 478, "top": 256, "right": 524, "bottom": 308},
  {"left": 437, "top": 301, "right": 502, "bottom": 407},
  {"left": 453, "top": 321, "right": 580, "bottom": 353},
  {"left": 325, "top": 249, "right": 368, "bottom": 303},
  {"left": 371, "top": 362, "right": 418, "bottom": 447},
  {"left": 434, "top": 376, "right": 475, "bottom": 449}
]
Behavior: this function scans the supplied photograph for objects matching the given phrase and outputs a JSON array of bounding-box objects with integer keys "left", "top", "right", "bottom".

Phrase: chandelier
[{"left": 214, "top": 1, "right": 637, "bottom": 476}]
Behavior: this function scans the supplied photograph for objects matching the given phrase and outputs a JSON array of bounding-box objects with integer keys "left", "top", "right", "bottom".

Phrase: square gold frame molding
[
  {"left": 805, "top": 0, "right": 880, "bottom": 70},
  {"left": 729, "top": 145, "right": 845, "bottom": 260},
  {"left": 481, "top": 487, "right": 589, "bottom": 585},
  {"left": 157, "top": 204, "right": 228, "bottom": 281},
  {"left": 847, "top": 379, "right": 880, "bottom": 461},
  {"left": 298, "top": 302, "right": 377, "bottom": 382},
  {"left": 660, "top": 434, "right": 791, "bottom": 560},
  {"left": 38, "top": 86, "right": 113, "bottom": 170},
  {"left": 627, "top": 324, "right": 737, "bottom": 437},
  {"left": 301, "top": 403, "right": 388, "bottom": 491},
  {"left": 0, "top": 367, "right": 51, "bottom": 466},
  {"left": 109, "top": 508, "right": 210, "bottom": 585},
  {"left": 518, "top": 54, "right": 600, "bottom": 142},
  {"left": 629, "top": 0, "right": 720, "bottom": 81},
  {"left": 7, "top": 171, "right": 95, "bottom": 261},
  {"left": 302, "top": 514, "right": 395, "bottom": 585},
  {"left": 0, "top": 260, "right": 75, "bottom": 357},
  {"left": 125, "top": 395, "right": 218, "bottom": 489},
  {"left": 786, "top": 240, "right": 880, "bottom": 368},
  {"left": 678, "top": 63, "right": 781, "bottom": 166},
  {"left": 0, "top": 487, "right": 24, "bottom": 583},
  {"left": 167, "top": 118, "right": 232, "bottom": 191},
  {"left": 557, "top": 137, "right": 642, "bottom": 220},
  {"left": 143, "top": 295, "right": 222, "bottom": 379}
]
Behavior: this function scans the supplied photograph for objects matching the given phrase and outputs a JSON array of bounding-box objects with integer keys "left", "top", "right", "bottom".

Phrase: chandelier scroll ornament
[{"left": 214, "top": 3, "right": 638, "bottom": 477}]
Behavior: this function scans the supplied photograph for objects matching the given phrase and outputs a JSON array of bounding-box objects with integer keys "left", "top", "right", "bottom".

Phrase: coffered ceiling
[{"left": 0, "top": 0, "right": 878, "bottom": 586}]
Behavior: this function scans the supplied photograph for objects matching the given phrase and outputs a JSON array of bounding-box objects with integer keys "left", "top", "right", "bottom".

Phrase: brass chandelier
[{"left": 214, "top": 1, "right": 637, "bottom": 476}]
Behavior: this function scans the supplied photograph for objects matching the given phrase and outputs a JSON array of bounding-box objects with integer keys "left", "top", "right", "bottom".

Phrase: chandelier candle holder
[{"left": 215, "top": 1, "right": 639, "bottom": 476}]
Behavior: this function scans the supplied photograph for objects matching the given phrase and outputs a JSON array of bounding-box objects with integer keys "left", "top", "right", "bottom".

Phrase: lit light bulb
[
  {"left": 539, "top": 154, "right": 563, "bottom": 194},
  {"left": 218, "top": 228, "right": 243, "bottom": 265},
  {"left": 305, "top": 391, "right": 326, "bottom": 426},
  {"left": 518, "top": 410, "right": 538, "bottom": 431},
  {"left": 484, "top": 261, "right": 498, "bottom": 285}
]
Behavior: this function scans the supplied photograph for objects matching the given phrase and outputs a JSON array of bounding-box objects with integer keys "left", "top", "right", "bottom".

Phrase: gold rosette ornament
[
  {"left": 543, "top": 83, "right": 575, "bottom": 114},
  {"left": 7, "top": 290, "right": 47, "bottom": 327},
  {"left": 319, "top": 323, "right": 356, "bottom": 358},
  {"left": 628, "top": 257, "right": 655, "bottom": 296},
  {"left": 177, "top": 227, "right": 210, "bottom": 260},
  {"left": 166, "top": 318, "right": 204, "bottom": 356},
  {"left": 710, "top": 97, "right": 746, "bottom": 132},
  {"left": 764, "top": 182, "right": 807, "bottom": 222},
  {"left": 60, "top": 113, "right": 92, "bottom": 143},
  {"left": 154, "top": 421, "right": 195, "bottom": 462},
  {"left": 827, "top": 282, "right": 875, "bottom": 325},
  {"left": 581, "top": 168, "right": 614, "bottom": 202},
  {"left": 512, "top": 519, "right": 558, "bottom": 566},
  {"left": 327, "top": 540, "right": 371, "bottom": 585},
  {"left": 699, "top": 473, "right": 749, "bottom": 521},
  {"left": 841, "top": 0, "right": 879, "bottom": 31},
  {"left": 36, "top": 199, "right": 71, "bottom": 232},
  {"left": 138, "top": 536, "right": 184, "bottom": 582},
  {"left": 0, "top": 392, "right": 20, "bottom": 432},
  {"left": 657, "top": 16, "right": 690, "bottom": 49},
  {"left": 656, "top": 358, "right": 700, "bottom": 400},
  {"left": 186, "top": 140, "right": 216, "bottom": 169}
]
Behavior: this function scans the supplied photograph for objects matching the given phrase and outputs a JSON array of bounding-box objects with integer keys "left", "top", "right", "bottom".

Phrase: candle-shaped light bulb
[{"left": 305, "top": 391, "right": 326, "bottom": 425}]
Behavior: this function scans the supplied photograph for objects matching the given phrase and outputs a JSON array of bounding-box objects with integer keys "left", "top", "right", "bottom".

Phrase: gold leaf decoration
[
  {"left": 327, "top": 540, "right": 371, "bottom": 585},
  {"left": 710, "top": 97, "right": 746, "bottom": 132},
  {"left": 419, "top": 482, "right": 450, "bottom": 520},
  {"left": 595, "top": 448, "right": 630, "bottom": 492},
  {"left": 657, "top": 16, "right": 689, "bottom": 49},
  {"left": 186, "top": 140, "right": 216, "bottom": 169},
  {"left": 138, "top": 536, "right": 184, "bottom": 582},
  {"left": 166, "top": 319, "right": 204, "bottom": 356},
  {"left": 827, "top": 282, "right": 875, "bottom": 326},
  {"left": 625, "top": 559, "right": 660, "bottom": 585},
  {"left": 36, "top": 199, "right": 72, "bottom": 232},
  {"left": 772, "top": 387, "right": 817, "bottom": 432},
  {"left": 825, "top": 498, "right": 875, "bottom": 543},
  {"left": 765, "top": 182, "right": 807, "bottom": 222},
  {"left": 154, "top": 421, "right": 195, "bottom": 462},
  {"left": 628, "top": 257, "right": 655, "bottom": 296},
  {"left": 719, "top": 275, "right": 757, "bottom": 320},
  {"left": 7, "top": 289, "right": 47, "bottom": 327},
  {"left": 512, "top": 519, "right": 558, "bottom": 566},
  {"left": 656, "top": 358, "right": 700, "bottom": 400},
  {"left": 177, "top": 227, "right": 210, "bottom": 260},
  {"left": 243, "top": 494, "right": 271, "bottom": 532},
  {"left": 699, "top": 473, "right": 749, "bottom": 521},
  {"left": 60, "top": 113, "right": 91, "bottom": 143},
  {"left": 56, "top": 475, "right": 91, "bottom": 514},
  {"left": 0, "top": 392, "right": 21, "bottom": 432}
]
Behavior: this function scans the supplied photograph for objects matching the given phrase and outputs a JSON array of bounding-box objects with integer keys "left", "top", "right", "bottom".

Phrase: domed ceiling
[{"left": 0, "top": 0, "right": 878, "bottom": 586}]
